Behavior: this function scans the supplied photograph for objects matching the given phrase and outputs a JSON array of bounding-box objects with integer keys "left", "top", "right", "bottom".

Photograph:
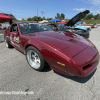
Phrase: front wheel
[{"left": 26, "top": 46, "right": 46, "bottom": 71}]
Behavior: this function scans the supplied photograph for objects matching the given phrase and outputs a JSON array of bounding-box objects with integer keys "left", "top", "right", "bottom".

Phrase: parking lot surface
[{"left": 0, "top": 27, "right": 100, "bottom": 100}]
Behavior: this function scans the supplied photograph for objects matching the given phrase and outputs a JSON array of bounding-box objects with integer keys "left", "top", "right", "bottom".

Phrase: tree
[
  {"left": 38, "top": 16, "right": 42, "bottom": 21},
  {"left": 32, "top": 16, "right": 38, "bottom": 21},
  {"left": 42, "top": 16, "right": 46, "bottom": 20},
  {"left": 47, "top": 17, "right": 53, "bottom": 21},
  {"left": 27, "top": 18, "right": 32, "bottom": 21},
  {"left": 84, "top": 13, "right": 93, "bottom": 20},
  {"left": 22, "top": 18, "right": 25, "bottom": 21},
  {"left": 55, "top": 13, "right": 61, "bottom": 19},
  {"left": 94, "top": 13, "right": 100, "bottom": 19},
  {"left": 61, "top": 13, "right": 65, "bottom": 20},
  {"left": 55, "top": 13, "right": 65, "bottom": 20},
  {"left": 32, "top": 16, "right": 42, "bottom": 21}
]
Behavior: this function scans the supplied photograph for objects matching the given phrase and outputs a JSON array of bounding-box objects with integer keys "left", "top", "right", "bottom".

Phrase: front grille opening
[
  {"left": 82, "top": 61, "right": 97, "bottom": 70},
  {"left": 82, "top": 64, "right": 92, "bottom": 70}
]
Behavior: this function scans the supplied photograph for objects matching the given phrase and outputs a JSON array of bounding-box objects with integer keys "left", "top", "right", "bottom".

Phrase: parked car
[
  {"left": 80, "top": 24, "right": 91, "bottom": 31},
  {"left": 86, "top": 23, "right": 94, "bottom": 28},
  {"left": 75, "top": 24, "right": 91, "bottom": 31},
  {"left": 86, "top": 23, "right": 98, "bottom": 28},
  {"left": 4, "top": 22, "right": 99, "bottom": 77},
  {"left": 57, "top": 10, "right": 90, "bottom": 38}
]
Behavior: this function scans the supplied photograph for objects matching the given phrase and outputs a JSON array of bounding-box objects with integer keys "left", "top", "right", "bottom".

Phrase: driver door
[{"left": 9, "top": 24, "right": 21, "bottom": 49}]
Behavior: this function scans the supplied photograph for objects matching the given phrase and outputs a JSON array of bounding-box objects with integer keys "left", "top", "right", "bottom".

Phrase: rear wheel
[
  {"left": 26, "top": 46, "right": 46, "bottom": 71},
  {"left": 5, "top": 38, "right": 13, "bottom": 48}
]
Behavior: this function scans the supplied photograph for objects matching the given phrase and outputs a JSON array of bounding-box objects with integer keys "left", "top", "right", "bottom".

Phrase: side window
[
  {"left": 28, "top": 25, "right": 31, "bottom": 29},
  {"left": 9, "top": 24, "right": 18, "bottom": 32}
]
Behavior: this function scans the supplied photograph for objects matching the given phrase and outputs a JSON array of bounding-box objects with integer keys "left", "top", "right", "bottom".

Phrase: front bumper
[{"left": 69, "top": 46, "right": 99, "bottom": 77}]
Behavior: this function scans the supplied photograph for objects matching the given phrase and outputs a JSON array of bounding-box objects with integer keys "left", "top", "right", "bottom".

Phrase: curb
[{"left": 0, "top": 34, "right": 4, "bottom": 43}]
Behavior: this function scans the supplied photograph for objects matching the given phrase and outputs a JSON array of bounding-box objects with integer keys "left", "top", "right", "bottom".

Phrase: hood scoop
[{"left": 68, "top": 39, "right": 77, "bottom": 43}]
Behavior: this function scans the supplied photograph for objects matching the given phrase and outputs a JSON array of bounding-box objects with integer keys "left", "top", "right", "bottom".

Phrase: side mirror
[{"left": 11, "top": 31, "right": 18, "bottom": 36}]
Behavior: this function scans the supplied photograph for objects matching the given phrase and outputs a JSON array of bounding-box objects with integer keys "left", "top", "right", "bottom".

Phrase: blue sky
[{"left": 0, "top": 0, "right": 100, "bottom": 20}]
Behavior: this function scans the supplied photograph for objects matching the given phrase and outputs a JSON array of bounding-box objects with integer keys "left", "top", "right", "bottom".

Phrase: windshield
[
  {"left": 48, "top": 24, "right": 57, "bottom": 29},
  {"left": 19, "top": 23, "right": 52, "bottom": 34},
  {"left": 58, "top": 23, "right": 65, "bottom": 27}
]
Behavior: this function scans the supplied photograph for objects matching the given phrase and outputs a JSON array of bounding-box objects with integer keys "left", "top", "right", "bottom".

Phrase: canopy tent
[
  {"left": 0, "top": 13, "right": 12, "bottom": 21},
  {"left": 39, "top": 20, "right": 48, "bottom": 24},
  {"left": 76, "top": 22, "right": 83, "bottom": 24},
  {"left": 58, "top": 20, "right": 67, "bottom": 23},
  {"left": 48, "top": 19, "right": 61, "bottom": 23}
]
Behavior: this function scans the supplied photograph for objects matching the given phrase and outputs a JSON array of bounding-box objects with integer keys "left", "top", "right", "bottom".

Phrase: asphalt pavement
[{"left": 0, "top": 27, "right": 100, "bottom": 100}]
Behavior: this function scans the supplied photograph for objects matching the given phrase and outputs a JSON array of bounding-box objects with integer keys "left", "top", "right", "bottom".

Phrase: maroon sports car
[{"left": 4, "top": 22, "right": 99, "bottom": 77}]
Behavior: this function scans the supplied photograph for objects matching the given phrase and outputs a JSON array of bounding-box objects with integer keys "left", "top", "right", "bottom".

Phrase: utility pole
[
  {"left": 41, "top": 11, "right": 44, "bottom": 18},
  {"left": 37, "top": 8, "right": 38, "bottom": 22}
]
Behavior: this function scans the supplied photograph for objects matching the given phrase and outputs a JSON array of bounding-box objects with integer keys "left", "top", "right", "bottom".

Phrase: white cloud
[
  {"left": 91, "top": 0, "right": 100, "bottom": 5},
  {"left": 73, "top": 8, "right": 86, "bottom": 11},
  {"left": 82, "top": 0, "right": 100, "bottom": 6},
  {"left": 73, "top": 7, "right": 100, "bottom": 14},
  {"left": 74, "top": 0, "right": 100, "bottom": 15}
]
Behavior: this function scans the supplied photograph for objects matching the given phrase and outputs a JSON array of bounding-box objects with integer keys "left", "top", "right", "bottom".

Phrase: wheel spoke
[
  {"left": 36, "top": 59, "right": 40, "bottom": 64},
  {"left": 31, "top": 52, "right": 37, "bottom": 58}
]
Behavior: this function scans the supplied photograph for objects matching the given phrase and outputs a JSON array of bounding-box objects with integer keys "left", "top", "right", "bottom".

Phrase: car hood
[
  {"left": 65, "top": 10, "right": 90, "bottom": 27},
  {"left": 26, "top": 31, "right": 95, "bottom": 58}
]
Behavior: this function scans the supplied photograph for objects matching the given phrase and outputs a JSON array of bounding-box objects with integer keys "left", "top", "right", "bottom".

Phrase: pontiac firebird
[{"left": 4, "top": 22, "right": 99, "bottom": 77}]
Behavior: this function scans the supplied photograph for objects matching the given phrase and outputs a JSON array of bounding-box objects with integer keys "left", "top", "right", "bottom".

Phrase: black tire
[
  {"left": 5, "top": 38, "right": 13, "bottom": 48},
  {"left": 26, "top": 46, "right": 46, "bottom": 71}
]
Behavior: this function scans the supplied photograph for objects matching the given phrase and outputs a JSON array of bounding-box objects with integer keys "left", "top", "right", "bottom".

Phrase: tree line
[
  {"left": 83, "top": 13, "right": 100, "bottom": 20},
  {"left": 22, "top": 13, "right": 100, "bottom": 21},
  {"left": 27, "top": 16, "right": 53, "bottom": 21},
  {"left": 25, "top": 13, "right": 65, "bottom": 21}
]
